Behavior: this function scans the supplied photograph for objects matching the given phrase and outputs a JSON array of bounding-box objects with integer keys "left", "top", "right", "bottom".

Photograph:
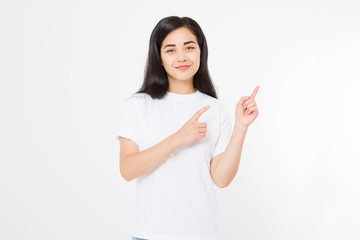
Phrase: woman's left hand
[{"left": 235, "top": 86, "right": 260, "bottom": 128}]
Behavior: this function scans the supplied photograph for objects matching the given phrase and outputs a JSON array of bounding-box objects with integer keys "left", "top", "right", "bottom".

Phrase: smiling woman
[
  {"left": 117, "top": 15, "right": 259, "bottom": 240},
  {"left": 160, "top": 27, "right": 201, "bottom": 92},
  {"left": 136, "top": 16, "right": 215, "bottom": 98}
]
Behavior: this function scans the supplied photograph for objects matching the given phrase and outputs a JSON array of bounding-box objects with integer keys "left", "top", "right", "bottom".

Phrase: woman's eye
[{"left": 165, "top": 47, "right": 194, "bottom": 53}]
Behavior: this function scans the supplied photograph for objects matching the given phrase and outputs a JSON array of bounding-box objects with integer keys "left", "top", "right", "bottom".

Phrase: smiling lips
[{"left": 176, "top": 65, "right": 190, "bottom": 70}]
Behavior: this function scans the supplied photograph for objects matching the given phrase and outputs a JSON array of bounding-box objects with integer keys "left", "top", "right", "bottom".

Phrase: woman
[{"left": 117, "top": 16, "right": 259, "bottom": 240}]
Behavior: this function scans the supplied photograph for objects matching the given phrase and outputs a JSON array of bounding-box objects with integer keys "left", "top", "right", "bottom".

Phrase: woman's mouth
[{"left": 176, "top": 65, "right": 190, "bottom": 70}]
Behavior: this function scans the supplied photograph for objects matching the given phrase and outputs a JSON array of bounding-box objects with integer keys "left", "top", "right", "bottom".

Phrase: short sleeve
[
  {"left": 116, "top": 97, "right": 140, "bottom": 146},
  {"left": 213, "top": 102, "right": 233, "bottom": 157}
]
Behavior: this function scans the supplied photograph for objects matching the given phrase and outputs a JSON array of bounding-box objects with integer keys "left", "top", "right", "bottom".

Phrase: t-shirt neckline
[{"left": 164, "top": 89, "right": 201, "bottom": 102}]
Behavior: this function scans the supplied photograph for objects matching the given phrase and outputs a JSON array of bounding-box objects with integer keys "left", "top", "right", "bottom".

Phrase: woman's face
[{"left": 160, "top": 27, "right": 201, "bottom": 84}]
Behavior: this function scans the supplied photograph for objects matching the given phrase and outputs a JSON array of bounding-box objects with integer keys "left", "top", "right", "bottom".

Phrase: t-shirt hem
[
  {"left": 117, "top": 132, "right": 139, "bottom": 146},
  {"left": 133, "top": 231, "right": 221, "bottom": 240}
]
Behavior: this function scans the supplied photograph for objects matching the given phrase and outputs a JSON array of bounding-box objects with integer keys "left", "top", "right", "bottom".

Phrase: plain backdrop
[{"left": 1, "top": 0, "right": 359, "bottom": 239}]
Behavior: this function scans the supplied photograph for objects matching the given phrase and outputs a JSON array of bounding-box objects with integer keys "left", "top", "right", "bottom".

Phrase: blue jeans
[{"left": 132, "top": 237, "right": 148, "bottom": 240}]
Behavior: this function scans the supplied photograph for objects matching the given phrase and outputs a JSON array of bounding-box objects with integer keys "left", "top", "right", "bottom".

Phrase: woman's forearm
[
  {"left": 212, "top": 124, "right": 248, "bottom": 187},
  {"left": 121, "top": 134, "right": 180, "bottom": 181}
]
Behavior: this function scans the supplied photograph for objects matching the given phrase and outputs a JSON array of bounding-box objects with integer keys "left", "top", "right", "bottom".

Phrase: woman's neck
[{"left": 168, "top": 80, "right": 196, "bottom": 94}]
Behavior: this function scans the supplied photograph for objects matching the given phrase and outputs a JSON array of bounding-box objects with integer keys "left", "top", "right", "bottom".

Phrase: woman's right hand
[{"left": 173, "top": 105, "right": 210, "bottom": 147}]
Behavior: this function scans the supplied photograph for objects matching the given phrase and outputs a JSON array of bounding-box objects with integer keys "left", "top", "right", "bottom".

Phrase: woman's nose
[{"left": 177, "top": 50, "right": 187, "bottom": 62}]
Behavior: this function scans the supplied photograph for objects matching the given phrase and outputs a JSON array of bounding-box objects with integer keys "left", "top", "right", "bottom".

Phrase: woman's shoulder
[
  {"left": 125, "top": 92, "right": 151, "bottom": 103},
  {"left": 119, "top": 94, "right": 144, "bottom": 112},
  {"left": 197, "top": 91, "right": 231, "bottom": 118},
  {"left": 199, "top": 91, "right": 225, "bottom": 107}
]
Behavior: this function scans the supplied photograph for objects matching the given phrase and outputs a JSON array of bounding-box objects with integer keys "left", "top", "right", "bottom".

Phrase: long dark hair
[{"left": 135, "top": 16, "right": 218, "bottom": 99}]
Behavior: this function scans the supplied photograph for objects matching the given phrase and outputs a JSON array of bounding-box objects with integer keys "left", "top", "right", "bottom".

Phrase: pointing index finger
[
  {"left": 251, "top": 86, "right": 260, "bottom": 99},
  {"left": 193, "top": 105, "right": 210, "bottom": 121}
]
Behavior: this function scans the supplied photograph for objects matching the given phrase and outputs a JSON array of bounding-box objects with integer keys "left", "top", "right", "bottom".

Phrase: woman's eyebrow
[
  {"left": 184, "top": 41, "right": 196, "bottom": 45},
  {"left": 164, "top": 41, "right": 196, "bottom": 49},
  {"left": 164, "top": 44, "right": 175, "bottom": 49}
]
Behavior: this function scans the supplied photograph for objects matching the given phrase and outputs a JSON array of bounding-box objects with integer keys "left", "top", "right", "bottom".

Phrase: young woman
[{"left": 117, "top": 16, "right": 259, "bottom": 240}]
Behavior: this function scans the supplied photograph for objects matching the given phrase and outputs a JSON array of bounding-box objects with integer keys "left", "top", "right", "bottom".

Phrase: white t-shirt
[{"left": 117, "top": 89, "right": 232, "bottom": 240}]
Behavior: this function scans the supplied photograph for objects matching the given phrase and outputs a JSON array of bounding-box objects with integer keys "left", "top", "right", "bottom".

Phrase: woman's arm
[
  {"left": 120, "top": 134, "right": 180, "bottom": 182},
  {"left": 120, "top": 105, "right": 210, "bottom": 182},
  {"left": 210, "top": 86, "right": 260, "bottom": 188},
  {"left": 210, "top": 124, "right": 247, "bottom": 188}
]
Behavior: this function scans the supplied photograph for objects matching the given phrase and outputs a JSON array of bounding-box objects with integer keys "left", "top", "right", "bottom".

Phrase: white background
[{"left": 1, "top": 0, "right": 359, "bottom": 239}]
